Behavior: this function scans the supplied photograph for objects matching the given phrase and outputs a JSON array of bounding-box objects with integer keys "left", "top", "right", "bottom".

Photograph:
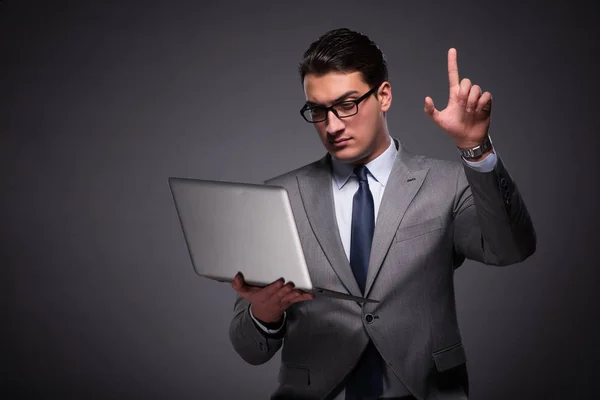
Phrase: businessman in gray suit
[{"left": 228, "top": 28, "right": 536, "bottom": 400}]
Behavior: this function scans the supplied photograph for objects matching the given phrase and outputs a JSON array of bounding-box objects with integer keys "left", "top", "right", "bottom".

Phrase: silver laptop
[{"left": 168, "top": 177, "right": 377, "bottom": 303}]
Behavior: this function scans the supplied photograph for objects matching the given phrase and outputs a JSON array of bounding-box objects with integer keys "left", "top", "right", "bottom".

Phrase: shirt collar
[{"left": 331, "top": 136, "right": 397, "bottom": 190}]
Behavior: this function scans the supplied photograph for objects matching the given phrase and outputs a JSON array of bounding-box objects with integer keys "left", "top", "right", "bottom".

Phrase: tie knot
[{"left": 353, "top": 165, "right": 369, "bottom": 183}]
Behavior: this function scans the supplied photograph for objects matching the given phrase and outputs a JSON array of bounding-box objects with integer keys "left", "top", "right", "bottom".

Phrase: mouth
[{"left": 328, "top": 137, "right": 351, "bottom": 145}]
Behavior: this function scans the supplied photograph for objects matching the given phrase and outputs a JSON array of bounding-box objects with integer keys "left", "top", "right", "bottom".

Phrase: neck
[{"left": 352, "top": 132, "right": 392, "bottom": 166}]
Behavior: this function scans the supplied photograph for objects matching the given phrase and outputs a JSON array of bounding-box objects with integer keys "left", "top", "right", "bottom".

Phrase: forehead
[{"left": 303, "top": 71, "right": 369, "bottom": 104}]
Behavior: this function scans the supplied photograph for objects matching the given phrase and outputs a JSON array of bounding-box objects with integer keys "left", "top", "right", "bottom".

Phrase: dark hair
[{"left": 299, "top": 28, "right": 388, "bottom": 89}]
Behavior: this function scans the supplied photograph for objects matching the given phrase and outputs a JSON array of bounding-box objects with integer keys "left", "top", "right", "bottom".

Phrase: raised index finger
[{"left": 448, "top": 48, "right": 459, "bottom": 91}]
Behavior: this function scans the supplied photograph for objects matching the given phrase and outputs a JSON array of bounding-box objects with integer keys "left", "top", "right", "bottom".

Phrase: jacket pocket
[
  {"left": 394, "top": 216, "right": 443, "bottom": 243},
  {"left": 432, "top": 342, "right": 467, "bottom": 372},
  {"left": 278, "top": 364, "right": 310, "bottom": 386}
]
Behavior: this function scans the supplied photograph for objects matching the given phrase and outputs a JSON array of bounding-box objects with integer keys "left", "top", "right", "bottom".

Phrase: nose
[{"left": 325, "top": 110, "right": 345, "bottom": 135}]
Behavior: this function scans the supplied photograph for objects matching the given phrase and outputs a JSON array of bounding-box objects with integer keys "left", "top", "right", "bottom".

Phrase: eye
[
  {"left": 310, "top": 108, "right": 326, "bottom": 117},
  {"left": 337, "top": 101, "right": 356, "bottom": 111}
]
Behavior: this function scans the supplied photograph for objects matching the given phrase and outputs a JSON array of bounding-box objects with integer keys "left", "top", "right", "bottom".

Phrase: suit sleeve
[
  {"left": 452, "top": 154, "right": 536, "bottom": 266},
  {"left": 228, "top": 294, "right": 285, "bottom": 365}
]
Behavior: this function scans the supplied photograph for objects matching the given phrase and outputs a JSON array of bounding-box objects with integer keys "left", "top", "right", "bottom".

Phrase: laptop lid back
[{"left": 168, "top": 177, "right": 314, "bottom": 291}]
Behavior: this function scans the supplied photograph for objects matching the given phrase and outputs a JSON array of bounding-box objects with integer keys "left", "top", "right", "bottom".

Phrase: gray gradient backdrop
[{"left": 2, "top": 1, "right": 599, "bottom": 399}]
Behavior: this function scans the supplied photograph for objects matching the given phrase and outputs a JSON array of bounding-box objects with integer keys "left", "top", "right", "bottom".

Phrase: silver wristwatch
[{"left": 457, "top": 135, "right": 493, "bottom": 160}]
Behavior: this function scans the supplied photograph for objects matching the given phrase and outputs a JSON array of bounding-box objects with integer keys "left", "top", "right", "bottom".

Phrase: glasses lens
[
  {"left": 303, "top": 107, "right": 326, "bottom": 122},
  {"left": 334, "top": 102, "right": 358, "bottom": 117}
]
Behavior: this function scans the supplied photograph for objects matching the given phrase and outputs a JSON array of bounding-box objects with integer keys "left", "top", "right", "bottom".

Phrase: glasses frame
[{"left": 299, "top": 85, "right": 380, "bottom": 123}]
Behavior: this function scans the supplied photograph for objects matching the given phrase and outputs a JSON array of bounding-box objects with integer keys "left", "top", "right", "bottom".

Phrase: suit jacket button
[{"left": 365, "top": 314, "right": 374, "bottom": 324}]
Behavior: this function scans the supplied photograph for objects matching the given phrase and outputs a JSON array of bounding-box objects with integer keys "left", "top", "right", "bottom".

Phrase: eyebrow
[{"left": 305, "top": 90, "right": 360, "bottom": 107}]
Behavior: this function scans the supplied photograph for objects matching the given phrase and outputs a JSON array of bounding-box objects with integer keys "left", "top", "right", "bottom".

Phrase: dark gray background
[{"left": 2, "top": 1, "right": 599, "bottom": 399}]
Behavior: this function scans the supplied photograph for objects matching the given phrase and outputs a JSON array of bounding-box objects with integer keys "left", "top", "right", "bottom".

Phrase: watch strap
[{"left": 457, "top": 135, "right": 493, "bottom": 159}]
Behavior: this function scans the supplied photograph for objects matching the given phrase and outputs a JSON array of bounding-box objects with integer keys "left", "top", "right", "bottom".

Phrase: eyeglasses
[{"left": 299, "top": 85, "right": 379, "bottom": 123}]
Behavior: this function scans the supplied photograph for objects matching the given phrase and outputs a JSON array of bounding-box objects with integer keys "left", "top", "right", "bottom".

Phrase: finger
[
  {"left": 231, "top": 272, "right": 247, "bottom": 291},
  {"left": 458, "top": 78, "right": 472, "bottom": 107},
  {"left": 288, "top": 292, "right": 315, "bottom": 304},
  {"left": 271, "top": 283, "right": 295, "bottom": 303},
  {"left": 232, "top": 277, "right": 261, "bottom": 299},
  {"left": 280, "top": 290, "right": 303, "bottom": 304},
  {"left": 248, "top": 279, "right": 286, "bottom": 303},
  {"left": 476, "top": 91, "right": 493, "bottom": 113},
  {"left": 448, "top": 48, "right": 459, "bottom": 95},
  {"left": 466, "top": 85, "right": 482, "bottom": 113},
  {"left": 261, "top": 277, "right": 286, "bottom": 297},
  {"left": 423, "top": 96, "right": 440, "bottom": 121},
  {"left": 232, "top": 273, "right": 243, "bottom": 290}
]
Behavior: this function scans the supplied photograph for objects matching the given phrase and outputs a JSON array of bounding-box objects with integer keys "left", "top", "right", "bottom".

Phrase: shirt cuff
[
  {"left": 248, "top": 305, "right": 287, "bottom": 334},
  {"left": 462, "top": 149, "right": 497, "bottom": 173}
]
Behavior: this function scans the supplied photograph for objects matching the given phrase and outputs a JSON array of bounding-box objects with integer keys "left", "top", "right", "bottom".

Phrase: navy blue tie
[
  {"left": 346, "top": 165, "right": 383, "bottom": 400},
  {"left": 349, "top": 165, "right": 375, "bottom": 293}
]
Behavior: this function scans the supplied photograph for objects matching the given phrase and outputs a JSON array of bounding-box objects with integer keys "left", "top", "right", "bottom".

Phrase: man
[{"left": 228, "top": 28, "right": 536, "bottom": 400}]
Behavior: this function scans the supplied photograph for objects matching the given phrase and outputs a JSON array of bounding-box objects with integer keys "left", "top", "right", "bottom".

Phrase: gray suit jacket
[{"left": 229, "top": 140, "right": 536, "bottom": 399}]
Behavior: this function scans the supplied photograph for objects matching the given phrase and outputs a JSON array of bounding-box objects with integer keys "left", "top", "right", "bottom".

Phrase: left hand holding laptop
[{"left": 232, "top": 272, "right": 314, "bottom": 325}]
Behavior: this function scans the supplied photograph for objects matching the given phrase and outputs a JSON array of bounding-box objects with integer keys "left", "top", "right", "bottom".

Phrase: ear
[{"left": 378, "top": 81, "right": 392, "bottom": 112}]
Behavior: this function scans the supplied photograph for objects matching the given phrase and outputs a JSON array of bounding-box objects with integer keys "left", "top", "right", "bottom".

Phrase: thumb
[
  {"left": 232, "top": 273, "right": 260, "bottom": 299},
  {"left": 232, "top": 272, "right": 245, "bottom": 291},
  {"left": 423, "top": 96, "right": 440, "bottom": 121}
]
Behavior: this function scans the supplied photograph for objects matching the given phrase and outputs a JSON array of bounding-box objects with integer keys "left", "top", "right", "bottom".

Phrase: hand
[
  {"left": 424, "top": 48, "right": 493, "bottom": 149},
  {"left": 231, "top": 272, "right": 314, "bottom": 324}
]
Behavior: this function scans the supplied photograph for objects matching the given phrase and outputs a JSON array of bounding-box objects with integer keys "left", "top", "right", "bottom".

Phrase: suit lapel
[
  {"left": 297, "top": 156, "right": 363, "bottom": 298},
  {"left": 364, "top": 148, "right": 429, "bottom": 297}
]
